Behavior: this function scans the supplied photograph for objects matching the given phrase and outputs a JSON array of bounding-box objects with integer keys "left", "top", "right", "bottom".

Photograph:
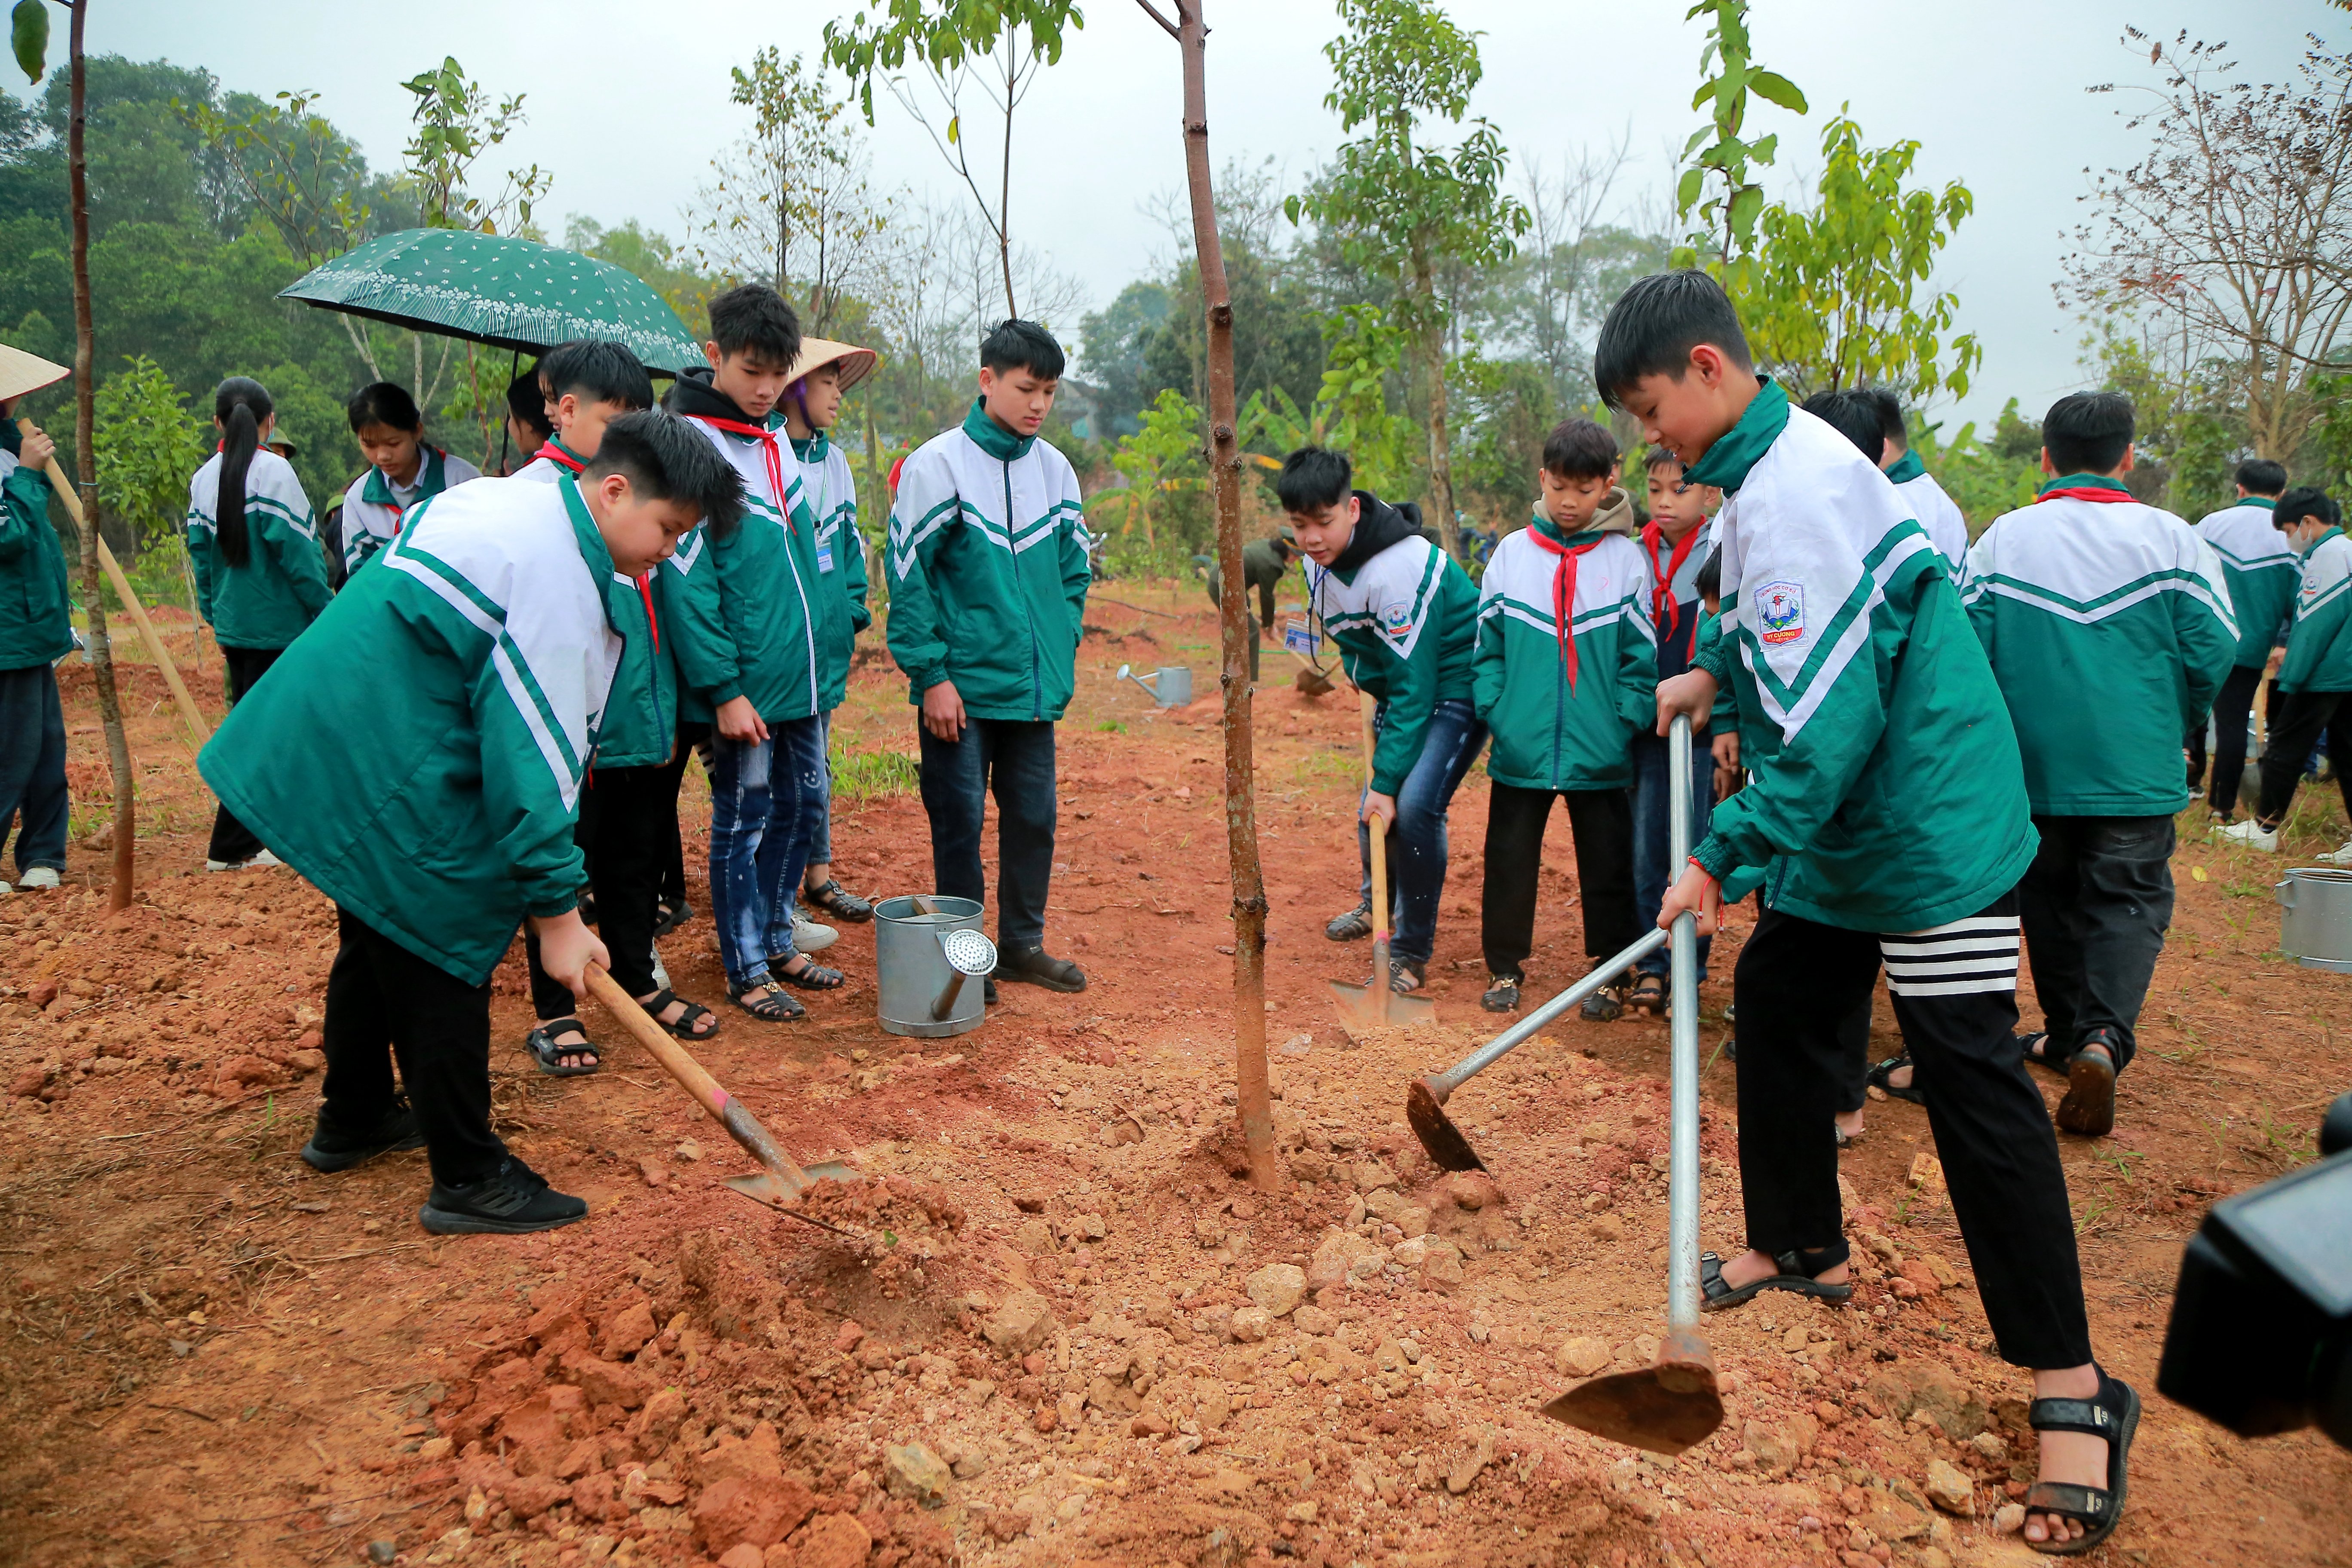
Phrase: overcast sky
[{"left": 30, "top": 0, "right": 2341, "bottom": 433}]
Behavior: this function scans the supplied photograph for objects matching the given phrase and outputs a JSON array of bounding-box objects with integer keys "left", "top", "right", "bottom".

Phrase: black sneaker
[
  {"left": 984, "top": 976, "right": 999, "bottom": 1006},
  {"left": 300, "top": 1099, "right": 425, "bottom": 1173},
  {"left": 418, "top": 1158, "right": 588, "bottom": 1235},
  {"left": 995, "top": 944, "right": 1088, "bottom": 993}
]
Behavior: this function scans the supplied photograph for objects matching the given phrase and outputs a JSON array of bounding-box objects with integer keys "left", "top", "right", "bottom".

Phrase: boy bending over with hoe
[{"left": 1611, "top": 270, "right": 2135, "bottom": 1555}]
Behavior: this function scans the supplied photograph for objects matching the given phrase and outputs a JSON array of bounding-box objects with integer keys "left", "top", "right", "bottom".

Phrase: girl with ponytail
[{"left": 186, "top": 375, "right": 331, "bottom": 870}]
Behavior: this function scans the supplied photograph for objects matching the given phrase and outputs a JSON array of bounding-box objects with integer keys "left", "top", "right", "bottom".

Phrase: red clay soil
[{"left": 0, "top": 589, "right": 2346, "bottom": 1568}]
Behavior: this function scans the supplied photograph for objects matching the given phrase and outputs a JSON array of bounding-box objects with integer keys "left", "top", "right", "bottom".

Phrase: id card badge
[
  {"left": 816, "top": 542, "right": 836, "bottom": 573},
  {"left": 1284, "top": 616, "right": 1318, "bottom": 655}
]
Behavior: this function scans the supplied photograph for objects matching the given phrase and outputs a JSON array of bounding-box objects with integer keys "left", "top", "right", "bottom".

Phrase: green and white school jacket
[
  {"left": 516, "top": 448, "right": 677, "bottom": 769},
  {"left": 2278, "top": 527, "right": 2352, "bottom": 694},
  {"left": 1960, "top": 477, "right": 2236, "bottom": 817},
  {"left": 667, "top": 390, "right": 828, "bottom": 726},
  {"left": 340, "top": 445, "right": 482, "bottom": 576},
  {"left": 186, "top": 449, "right": 331, "bottom": 651},
  {"left": 793, "top": 431, "right": 871, "bottom": 714},
  {"left": 197, "top": 475, "right": 625, "bottom": 985},
  {"left": 1685, "top": 380, "right": 2036, "bottom": 933},
  {"left": 1308, "top": 493, "right": 1480, "bottom": 796},
  {"left": 1472, "top": 509, "right": 1656, "bottom": 792},
  {"left": 886, "top": 402, "right": 1090, "bottom": 723},
  {"left": 0, "top": 437, "right": 72, "bottom": 671},
  {"left": 1883, "top": 450, "right": 1969, "bottom": 569},
  {"left": 2195, "top": 497, "right": 2299, "bottom": 668}
]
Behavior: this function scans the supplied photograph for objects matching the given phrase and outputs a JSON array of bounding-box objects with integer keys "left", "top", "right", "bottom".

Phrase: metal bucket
[
  {"left": 2277, "top": 868, "right": 2352, "bottom": 972},
  {"left": 874, "top": 895, "right": 992, "bottom": 1037}
]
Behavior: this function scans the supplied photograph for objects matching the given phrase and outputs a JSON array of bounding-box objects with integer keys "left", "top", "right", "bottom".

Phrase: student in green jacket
[
  {"left": 199, "top": 412, "right": 743, "bottom": 1234},
  {"left": 186, "top": 377, "right": 332, "bottom": 873},
  {"left": 2186, "top": 458, "right": 2296, "bottom": 817},
  {"left": 0, "top": 355, "right": 71, "bottom": 896},
  {"left": 1472, "top": 417, "right": 1653, "bottom": 1017},
  {"left": 1286, "top": 447, "right": 1485, "bottom": 993},
  {"left": 887, "top": 320, "right": 1093, "bottom": 998},
  {"left": 1618, "top": 271, "right": 2132, "bottom": 1556},
  {"left": 1957, "top": 392, "right": 2236, "bottom": 1138},
  {"left": 2219, "top": 487, "right": 2352, "bottom": 860}
]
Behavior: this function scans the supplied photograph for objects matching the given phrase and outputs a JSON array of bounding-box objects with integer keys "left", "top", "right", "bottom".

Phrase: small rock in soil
[
  {"left": 1993, "top": 1502, "right": 2027, "bottom": 1534},
  {"left": 883, "top": 1442, "right": 952, "bottom": 1506},
  {"left": 796, "top": 1511, "right": 874, "bottom": 1568},
  {"left": 1555, "top": 1336, "right": 1611, "bottom": 1378},
  {"left": 1923, "top": 1456, "right": 1976, "bottom": 1516},
  {"left": 1246, "top": 1262, "right": 1307, "bottom": 1316}
]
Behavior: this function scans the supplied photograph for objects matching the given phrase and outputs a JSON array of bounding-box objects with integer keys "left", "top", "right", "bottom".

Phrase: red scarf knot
[
  {"left": 1641, "top": 519, "right": 1705, "bottom": 658},
  {"left": 1527, "top": 527, "right": 1604, "bottom": 689}
]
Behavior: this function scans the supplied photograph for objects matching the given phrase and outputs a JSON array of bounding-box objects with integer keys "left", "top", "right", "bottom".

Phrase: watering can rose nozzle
[{"left": 929, "top": 928, "right": 998, "bottom": 1021}]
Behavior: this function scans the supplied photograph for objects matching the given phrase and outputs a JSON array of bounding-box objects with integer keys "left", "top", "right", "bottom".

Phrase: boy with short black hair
[
  {"left": 520, "top": 341, "right": 658, "bottom": 482},
  {"left": 1861, "top": 387, "right": 1969, "bottom": 569},
  {"left": 668, "top": 284, "right": 845, "bottom": 1023},
  {"left": 1629, "top": 444, "right": 1721, "bottom": 1015},
  {"left": 2187, "top": 457, "right": 2297, "bottom": 817},
  {"left": 1285, "top": 446, "right": 1485, "bottom": 994},
  {"left": 1610, "top": 270, "right": 2129, "bottom": 1553},
  {"left": 1473, "top": 418, "right": 1651, "bottom": 1016},
  {"left": 2218, "top": 487, "right": 2352, "bottom": 860},
  {"left": 1958, "top": 390, "right": 2235, "bottom": 1139},
  {"left": 887, "top": 319, "right": 1092, "bottom": 997},
  {"left": 340, "top": 381, "right": 483, "bottom": 575},
  {"left": 200, "top": 411, "right": 742, "bottom": 1234}
]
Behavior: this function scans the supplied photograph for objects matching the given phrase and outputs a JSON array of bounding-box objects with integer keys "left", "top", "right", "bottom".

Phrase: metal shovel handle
[{"left": 1665, "top": 714, "right": 1703, "bottom": 1332}]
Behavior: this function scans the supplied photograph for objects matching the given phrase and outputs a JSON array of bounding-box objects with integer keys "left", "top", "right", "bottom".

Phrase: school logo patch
[
  {"left": 1380, "top": 601, "right": 1415, "bottom": 638},
  {"left": 1756, "top": 580, "right": 1806, "bottom": 645}
]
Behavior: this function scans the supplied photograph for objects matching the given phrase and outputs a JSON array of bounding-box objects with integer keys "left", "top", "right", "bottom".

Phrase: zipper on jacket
[{"left": 1010, "top": 459, "right": 1041, "bottom": 720}]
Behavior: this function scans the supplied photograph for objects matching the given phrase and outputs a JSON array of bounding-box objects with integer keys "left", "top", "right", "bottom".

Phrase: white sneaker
[
  {"left": 793, "top": 916, "right": 838, "bottom": 953},
  {"left": 2214, "top": 818, "right": 2280, "bottom": 852},
  {"left": 2313, "top": 839, "right": 2352, "bottom": 867},
  {"left": 248, "top": 849, "right": 287, "bottom": 869},
  {"left": 15, "top": 867, "right": 58, "bottom": 890},
  {"left": 204, "top": 858, "right": 240, "bottom": 872}
]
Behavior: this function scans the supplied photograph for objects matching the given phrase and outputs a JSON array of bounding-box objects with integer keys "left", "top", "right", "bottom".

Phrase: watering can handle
[{"left": 2278, "top": 877, "right": 2296, "bottom": 909}]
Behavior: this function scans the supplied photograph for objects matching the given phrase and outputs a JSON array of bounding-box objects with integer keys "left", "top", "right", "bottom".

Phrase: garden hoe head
[
  {"left": 1405, "top": 1075, "right": 1485, "bottom": 1174},
  {"left": 1540, "top": 1329, "right": 1724, "bottom": 1457}
]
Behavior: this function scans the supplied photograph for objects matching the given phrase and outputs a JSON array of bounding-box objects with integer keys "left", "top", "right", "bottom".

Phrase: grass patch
[
  {"left": 830, "top": 747, "right": 920, "bottom": 805},
  {"left": 1097, "top": 720, "right": 1127, "bottom": 734}
]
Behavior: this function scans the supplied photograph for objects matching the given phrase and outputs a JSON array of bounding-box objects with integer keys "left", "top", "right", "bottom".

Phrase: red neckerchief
[
  {"left": 548, "top": 448, "right": 658, "bottom": 655},
  {"left": 687, "top": 414, "right": 790, "bottom": 525},
  {"left": 2038, "top": 484, "right": 2136, "bottom": 505},
  {"left": 534, "top": 440, "right": 585, "bottom": 474},
  {"left": 1526, "top": 526, "right": 1603, "bottom": 689},
  {"left": 1641, "top": 519, "right": 1704, "bottom": 653}
]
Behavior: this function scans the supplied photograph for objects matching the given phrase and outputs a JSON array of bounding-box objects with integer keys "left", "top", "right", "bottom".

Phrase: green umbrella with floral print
[{"left": 279, "top": 228, "right": 703, "bottom": 375}]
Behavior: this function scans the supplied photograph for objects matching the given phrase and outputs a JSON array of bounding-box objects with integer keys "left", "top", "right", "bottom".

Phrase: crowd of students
[{"left": 11, "top": 266, "right": 2350, "bottom": 1555}]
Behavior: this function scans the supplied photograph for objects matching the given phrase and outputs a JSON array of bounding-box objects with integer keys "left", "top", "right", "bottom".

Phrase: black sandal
[
  {"left": 803, "top": 879, "right": 873, "bottom": 922},
  {"left": 2055, "top": 1033, "right": 2117, "bottom": 1138},
  {"left": 523, "top": 1019, "right": 601, "bottom": 1077},
  {"left": 1628, "top": 972, "right": 1668, "bottom": 1017},
  {"left": 1698, "top": 1241, "right": 1854, "bottom": 1311},
  {"left": 1581, "top": 980, "right": 1627, "bottom": 1021},
  {"left": 1326, "top": 902, "right": 1374, "bottom": 942},
  {"left": 652, "top": 896, "right": 694, "bottom": 938},
  {"left": 1867, "top": 1053, "right": 1925, "bottom": 1105},
  {"left": 2020, "top": 1030, "right": 2069, "bottom": 1077},
  {"left": 1481, "top": 973, "right": 1522, "bottom": 1013},
  {"left": 637, "top": 988, "right": 718, "bottom": 1041},
  {"left": 769, "top": 957, "right": 848, "bottom": 991},
  {"left": 728, "top": 980, "right": 806, "bottom": 1021},
  {"left": 1386, "top": 956, "right": 1426, "bottom": 995},
  {"left": 2024, "top": 1369, "right": 2139, "bottom": 1555}
]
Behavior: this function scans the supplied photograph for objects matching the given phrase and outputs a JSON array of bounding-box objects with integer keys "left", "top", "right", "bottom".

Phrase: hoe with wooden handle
[
  {"left": 1328, "top": 692, "right": 1435, "bottom": 1035},
  {"left": 583, "top": 965, "right": 857, "bottom": 1207},
  {"left": 1540, "top": 714, "right": 1723, "bottom": 1456}
]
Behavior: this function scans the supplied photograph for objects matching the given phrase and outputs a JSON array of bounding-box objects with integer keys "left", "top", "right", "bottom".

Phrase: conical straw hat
[
  {"left": 0, "top": 343, "right": 70, "bottom": 404},
  {"left": 784, "top": 337, "right": 878, "bottom": 394}
]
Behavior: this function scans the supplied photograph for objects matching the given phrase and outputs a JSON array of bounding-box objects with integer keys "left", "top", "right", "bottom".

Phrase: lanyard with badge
[{"left": 805, "top": 453, "right": 837, "bottom": 573}]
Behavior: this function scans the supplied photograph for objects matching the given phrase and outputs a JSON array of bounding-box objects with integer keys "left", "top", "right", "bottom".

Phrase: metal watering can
[
  {"left": 873, "top": 896, "right": 996, "bottom": 1037},
  {"left": 2277, "top": 867, "right": 2352, "bottom": 973},
  {"left": 1116, "top": 663, "right": 1191, "bottom": 707}
]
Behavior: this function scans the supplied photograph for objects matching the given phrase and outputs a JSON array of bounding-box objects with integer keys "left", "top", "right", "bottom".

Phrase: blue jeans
[
  {"left": 919, "top": 717, "right": 1058, "bottom": 950},
  {"left": 1356, "top": 698, "right": 1488, "bottom": 968},
  {"left": 1630, "top": 728, "right": 1713, "bottom": 980},
  {"left": 805, "top": 710, "right": 834, "bottom": 866},
  {"left": 708, "top": 715, "right": 828, "bottom": 989},
  {"left": 0, "top": 665, "right": 68, "bottom": 876}
]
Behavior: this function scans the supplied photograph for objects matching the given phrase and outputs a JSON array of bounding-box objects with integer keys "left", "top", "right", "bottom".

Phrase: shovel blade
[
  {"left": 1406, "top": 1077, "right": 1486, "bottom": 1173},
  {"left": 1540, "top": 1329, "right": 1724, "bottom": 1457},
  {"left": 1294, "top": 667, "right": 1334, "bottom": 695},
  {"left": 723, "top": 1158, "right": 862, "bottom": 1208},
  {"left": 1326, "top": 978, "right": 1438, "bottom": 1030}
]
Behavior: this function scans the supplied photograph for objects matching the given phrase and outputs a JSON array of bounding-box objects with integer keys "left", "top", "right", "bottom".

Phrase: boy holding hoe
[
  {"left": 1472, "top": 417, "right": 1652, "bottom": 1017},
  {"left": 199, "top": 412, "right": 742, "bottom": 1234},
  {"left": 1286, "top": 446, "right": 1485, "bottom": 995},
  {"left": 886, "top": 319, "right": 1093, "bottom": 1000},
  {"left": 1620, "top": 270, "right": 2135, "bottom": 1555},
  {"left": 668, "top": 285, "right": 846, "bottom": 1022}
]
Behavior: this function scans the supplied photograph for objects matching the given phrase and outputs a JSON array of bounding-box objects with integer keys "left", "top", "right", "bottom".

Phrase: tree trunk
[
  {"left": 1174, "top": 0, "right": 1277, "bottom": 1190},
  {"left": 66, "top": 3, "right": 135, "bottom": 910},
  {"left": 1412, "top": 239, "right": 1464, "bottom": 565},
  {"left": 998, "top": 33, "right": 1020, "bottom": 319}
]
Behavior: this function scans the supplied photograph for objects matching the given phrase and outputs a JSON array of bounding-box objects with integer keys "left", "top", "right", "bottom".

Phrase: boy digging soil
[
  {"left": 199, "top": 413, "right": 742, "bottom": 1234},
  {"left": 1473, "top": 417, "right": 1652, "bottom": 1017},
  {"left": 1614, "top": 270, "right": 2134, "bottom": 1554}
]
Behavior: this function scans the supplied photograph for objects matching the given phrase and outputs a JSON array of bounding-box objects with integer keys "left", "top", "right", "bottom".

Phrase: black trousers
[
  {"left": 1480, "top": 782, "right": 1639, "bottom": 978},
  {"left": 206, "top": 645, "right": 282, "bottom": 864},
  {"left": 919, "top": 717, "right": 1057, "bottom": 949},
  {"left": 2186, "top": 664, "right": 2266, "bottom": 816},
  {"left": 2018, "top": 815, "right": 2174, "bottom": 1072},
  {"left": 526, "top": 763, "right": 670, "bottom": 1019},
  {"left": 2257, "top": 689, "right": 2352, "bottom": 825},
  {"left": 1734, "top": 894, "right": 2091, "bottom": 1369},
  {"left": 319, "top": 906, "right": 506, "bottom": 1188},
  {"left": 658, "top": 720, "right": 711, "bottom": 911}
]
